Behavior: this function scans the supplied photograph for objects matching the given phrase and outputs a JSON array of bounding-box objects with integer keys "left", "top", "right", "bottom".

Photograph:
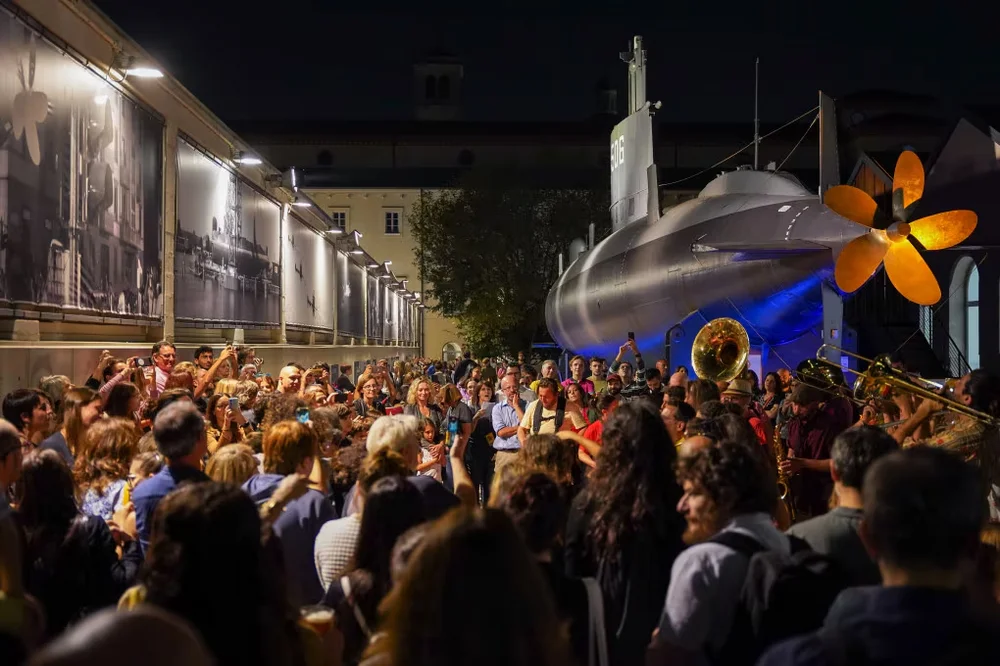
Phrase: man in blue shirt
[
  {"left": 132, "top": 401, "right": 210, "bottom": 554},
  {"left": 492, "top": 375, "right": 526, "bottom": 476}
]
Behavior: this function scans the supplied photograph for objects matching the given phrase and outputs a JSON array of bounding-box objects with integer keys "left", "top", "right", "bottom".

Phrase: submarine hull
[{"left": 545, "top": 187, "right": 865, "bottom": 357}]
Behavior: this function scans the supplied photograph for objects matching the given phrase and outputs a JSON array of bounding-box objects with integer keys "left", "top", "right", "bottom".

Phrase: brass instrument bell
[
  {"left": 795, "top": 358, "right": 846, "bottom": 392},
  {"left": 691, "top": 318, "right": 750, "bottom": 383}
]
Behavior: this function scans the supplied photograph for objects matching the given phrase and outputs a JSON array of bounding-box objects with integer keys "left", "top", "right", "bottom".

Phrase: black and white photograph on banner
[
  {"left": 366, "top": 272, "right": 383, "bottom": 341},
  {"left": 382, "top": 284, "right": 396, "bottom": 343},
  {"left": 283, "top": 213, "right": 334, "bottom": 329},
  {"left": 399, "top": 298, "right": 409, "bottom": 344},
  {"left": 335, "top": 251, "right": 364, "bottom": 338},
  {"left": 175, "top": 139, "right": 280, "bottom": 324},
  {"left": 0, "top": 8, "right": 163, "bottom": 316}
]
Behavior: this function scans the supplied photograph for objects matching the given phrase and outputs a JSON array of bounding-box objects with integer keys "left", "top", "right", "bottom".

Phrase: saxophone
[{"left": 773, "top": 423, "right": 796, "bottom": 527}]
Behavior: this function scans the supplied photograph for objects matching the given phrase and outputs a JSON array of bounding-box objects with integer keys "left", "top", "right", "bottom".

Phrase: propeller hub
[{"left": 886, "top": 221, "right": 911, "bottom": 243}]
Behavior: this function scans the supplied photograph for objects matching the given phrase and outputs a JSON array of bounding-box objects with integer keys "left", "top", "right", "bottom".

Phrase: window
[
  {"left": 919, "top": 305, "right": 933, "bottom": 347},
  {"left": 424, "top": 75, "right": 436, "bottom": 100},
  {"left": 330, "top": 210, "right": 347, "bottom": 230},
  {"left": 384, "top": 209, "right": 401, "bottom": 235},
  {"left": 948, "top": 256, "right": 979, "bottom": 374},
  {"left": 437, "top": 75, "right": 450, "bottom": 100},
  {"left": 967, "top": 264, "right": 979, "bottom": 370}
]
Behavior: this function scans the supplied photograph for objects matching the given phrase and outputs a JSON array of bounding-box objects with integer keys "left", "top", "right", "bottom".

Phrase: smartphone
[
  {"left": 228, "top": 396, "right": 239, "bottom": 411},
  {"left": 136, "top": 357, "right": 152, "bottom": 367},
  {"left": 295, "top": 407, "right": 310, "bottom": 424},
  {"left": 628, "top": 331, "right": 635, "bottom": 341}
]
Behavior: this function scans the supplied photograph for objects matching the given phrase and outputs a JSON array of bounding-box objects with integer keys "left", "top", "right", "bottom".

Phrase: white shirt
[
  {"left": 314, "top": 513, "right": 362, "bottom": 592},
  {"left": 657, "top": 513, "right": 789, "bottom": 655}
]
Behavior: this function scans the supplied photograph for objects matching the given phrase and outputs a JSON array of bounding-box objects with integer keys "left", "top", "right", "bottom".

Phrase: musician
[
  {"left": 779, "top": 384, "right": 854, "bottom": 518},
  {"left": 721, "top": 378, "right": 772, "bottom": 448},
  {"left": 892, "top": 369, "right": 1000, "bottom": 521}
]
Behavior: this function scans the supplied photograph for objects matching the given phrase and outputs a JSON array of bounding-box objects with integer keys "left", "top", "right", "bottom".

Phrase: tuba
[
  {"left": 691, "top": 317, "right": 750, "bottom": 382},
  {"left": 691, "top": 318, "right": 796, "bottom": 525}
]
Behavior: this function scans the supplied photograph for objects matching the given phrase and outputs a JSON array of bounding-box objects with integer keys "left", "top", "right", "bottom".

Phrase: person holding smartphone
[{"left": 204, "top": 393, "right": 248, "bottom": 454}]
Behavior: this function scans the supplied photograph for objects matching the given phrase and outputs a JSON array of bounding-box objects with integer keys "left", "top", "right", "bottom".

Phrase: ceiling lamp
[
  {"left": 234, "top": 151, "right": 262, "bottom": 166},
  {"left": 126, "top": 67, "right": 163, "bottom": 78}
]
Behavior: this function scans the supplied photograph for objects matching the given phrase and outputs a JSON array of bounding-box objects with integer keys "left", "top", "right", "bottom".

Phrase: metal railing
[{"left": 930, "top": 309, "right": 972, "bottom": 378}]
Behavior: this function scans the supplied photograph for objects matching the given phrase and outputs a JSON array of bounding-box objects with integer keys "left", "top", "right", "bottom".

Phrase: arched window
[
  {"left": 967, "top": 264, "right": 979, "bottom": 370},
  {"left": 442, "top": 342, "right": 462, "bottom": 362},
  {"left": 424, "top": 75, "right": 436, "bottom": 100},
  {"left": 948, "top": 256, "right": 978, "bottom": 374},
  {"left": 437, "top": 75, "right": 450, "bottom": 100}
]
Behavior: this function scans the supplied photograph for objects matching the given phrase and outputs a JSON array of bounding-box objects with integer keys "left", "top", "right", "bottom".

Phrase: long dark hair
[
  {"left": 347, "top": 475, "right": 426, "bottom": 601},
  {"left": 141, "top": 482, "right": 305, "bottom": 666},
  {"left": 18, "top": 450, "right": 94, "bottom": 637},
  {"left": 763, "top": 371, "right": 785, "bottom": 402},
  {"left": 585, "top": 401, "right": 684, "bottom": 561},
  {"left": 337, "top": 476, "right": 425, "bottom": 665},
  {"left": 371, "top": 508, "right": 568, "bottom": 666},
  {"left": 19, "top": 449, "right": 78, "bottom": 532}
]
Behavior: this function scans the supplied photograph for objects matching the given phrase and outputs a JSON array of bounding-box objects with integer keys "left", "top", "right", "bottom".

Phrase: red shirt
[
  {"left": 787, "top": 398, "right": 852, "bottom": 461},
  {"left": 583, "top": 419, "right": 604, "bottom": 445},
  {"left": 786, "top": 397, "right": 852, "bottom": 515}
]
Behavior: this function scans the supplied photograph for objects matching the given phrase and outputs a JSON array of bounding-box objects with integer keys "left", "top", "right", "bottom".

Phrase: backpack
[
  {"left": 531, "top": 396, "right": 566, "bottom": 435},
  {"left": 709, "top": 531, "right": 846, "bottom": 666}
]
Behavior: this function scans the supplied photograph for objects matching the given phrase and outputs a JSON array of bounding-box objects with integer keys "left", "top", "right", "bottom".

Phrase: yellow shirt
[{"left": 519, "top": 399, "right": 586, "bottom": 435}]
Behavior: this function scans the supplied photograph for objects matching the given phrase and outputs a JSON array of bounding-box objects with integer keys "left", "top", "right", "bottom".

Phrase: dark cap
[{"left": 790, "top": 383, "right": 824, "bottom": 406}]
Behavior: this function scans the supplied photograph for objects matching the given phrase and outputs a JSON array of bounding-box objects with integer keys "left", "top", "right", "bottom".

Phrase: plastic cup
[{"left": 300, "top": 604, "right": 335, "bottom": 636}]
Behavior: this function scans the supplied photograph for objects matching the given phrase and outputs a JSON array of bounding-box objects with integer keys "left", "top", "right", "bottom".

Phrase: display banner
[
  {"left": 0, "top": 9, "right": 163, "bottom": 316},
  {"left": 336, "top": 251, "right": 364, "bottom": 337},
  {"left": 367, "top": 273, "right": 383, "bottom": 341},
  {"left": 175, "top": 139, "right": 280, "bottom": 324},
  {"left": 284, "top": 213, "right": 333, "bottom": 329}
]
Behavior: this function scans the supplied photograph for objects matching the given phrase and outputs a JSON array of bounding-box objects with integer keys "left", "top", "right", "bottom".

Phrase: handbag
[{"left": 582, "top": 577, "right": 609, "bottom": 666}]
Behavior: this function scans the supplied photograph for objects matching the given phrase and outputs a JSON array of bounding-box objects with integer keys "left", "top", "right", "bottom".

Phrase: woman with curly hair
[
  {"left": 75, "top": 418, "right": 141, "bottom": 520},
  {"left": 516, "top": 434, "right": 580, "bottom": 495},
  {"left": 564, "top": 400, "right": 686, "bottom": 666}
]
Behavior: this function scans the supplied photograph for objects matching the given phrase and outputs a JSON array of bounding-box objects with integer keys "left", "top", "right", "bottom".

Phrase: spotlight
[
  {"left": 126, "top": 67, "right": 164, "bottom": 78},
  {"left": 234, "top": 151, "right": 262, "bottom": 166}
]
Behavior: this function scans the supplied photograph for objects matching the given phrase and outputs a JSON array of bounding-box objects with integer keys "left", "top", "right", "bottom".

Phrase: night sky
[{"left": 92, "top": 1, "right": 998, "bottom": 125}]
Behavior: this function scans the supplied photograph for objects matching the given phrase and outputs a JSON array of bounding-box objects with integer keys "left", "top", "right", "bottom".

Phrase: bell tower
[{"left": 414, "top": 52, "right": 463, "bottom": 121}]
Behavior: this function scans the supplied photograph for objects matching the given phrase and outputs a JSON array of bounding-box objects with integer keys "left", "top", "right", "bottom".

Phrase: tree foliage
[{"left": 410, "top": 172, "right": 610, "bottom": 356}]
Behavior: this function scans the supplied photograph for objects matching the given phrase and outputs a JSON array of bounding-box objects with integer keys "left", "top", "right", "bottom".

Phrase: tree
[{"left": 410, "top": 171, "right": 610, "bottom": 357}]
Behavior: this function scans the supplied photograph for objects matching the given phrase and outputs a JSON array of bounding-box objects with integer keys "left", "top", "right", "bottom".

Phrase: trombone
[
  {"left": 793, "top": 358, "right": 865, "bottom": 407},
  {"left": 814, "top": 345, "right": 997, "bottom": 426}
]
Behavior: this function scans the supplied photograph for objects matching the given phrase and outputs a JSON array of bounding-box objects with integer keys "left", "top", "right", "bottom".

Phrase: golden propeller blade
[
  {"left": 834, "top": 231, "right": 889, "bottom": 293},
  {"left": 884, "top": 240, "right": 941, "bottom": 305},
  {"left": 893, "top": 151, "right": 924, "bottom": 211},
  {"left": 824, "top": 186, "right": 877, "bottom": 226},
  {"left": 909, "top": 210, "right": 978, "bottom": 250}
]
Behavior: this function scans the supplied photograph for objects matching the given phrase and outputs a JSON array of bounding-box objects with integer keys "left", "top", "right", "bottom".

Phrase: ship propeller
[{"left": 824, "top": 150, "right": 977, "bottom": 305}]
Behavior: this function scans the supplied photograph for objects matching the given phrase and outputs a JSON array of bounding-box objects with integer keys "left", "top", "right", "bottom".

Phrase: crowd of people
[{"left": 1, "top": 338, "right": 1000, "bottom": 665}]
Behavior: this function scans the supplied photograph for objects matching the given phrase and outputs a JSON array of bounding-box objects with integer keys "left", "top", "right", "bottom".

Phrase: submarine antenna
[{"left": 753, "top": 57, "right": 760, "bottom": 170}]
